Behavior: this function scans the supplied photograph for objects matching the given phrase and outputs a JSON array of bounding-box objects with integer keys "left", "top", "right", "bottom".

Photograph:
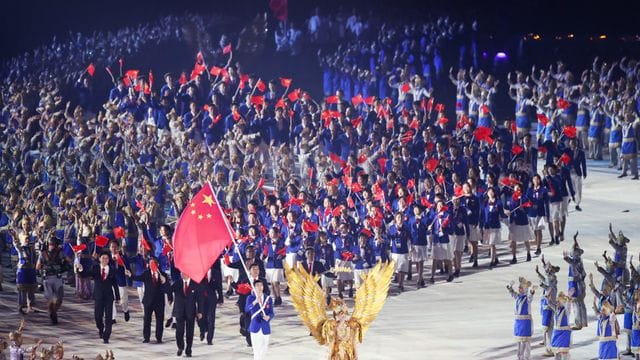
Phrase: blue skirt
[
  {"left": 624, "top": 312, "right": 633, "bottom": 332},
  {"left": 599, "top": 340, "right": 618, "bottom": 360},
  {"left": 17, "top": 268, "right": 37, "bottom": 286},
  {"left": 514, "top": 319, "right": 532, "bottom": 339},
  {"left": 541, "top": 308, "right": 553, "bottom": 328},
  {"left": 631, "top": 329, "right": 640, "bottom": 352},
  {"left": 551, "top": 329, "right": 571, "bottom": 352}
]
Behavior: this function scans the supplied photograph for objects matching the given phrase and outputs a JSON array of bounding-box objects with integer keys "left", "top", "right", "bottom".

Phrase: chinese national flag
[
  {"left": 173, "top": 183, "right": 234, "bottom": 282},
  {"left": 511, "top": 144, "right": 524, "bottom": 156},
  {"left": 279, "top": 77, "right": 292, "bottom": 87},
  {"left": 287, "top": 89, "right": 300, "bottom": 102},
  {"left": 223, "top": 44, "right": 232, "bottom": 55},
  {"left": 326, "top": 95, "right": 339, "bottom": 104},
  {"left": 86, "top": 63, "right": 95, "bottom": 76},
  {"left": 255, "top": 79, "right": 266, "bottom": 92}
]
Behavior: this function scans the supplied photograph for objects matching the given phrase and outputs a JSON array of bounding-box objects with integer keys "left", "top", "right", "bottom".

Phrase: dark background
[
  {"left": 3, "top": 0, "right": 640, "bottom": 118},
  {"left": 3, "top": 0, "right": 640, "bottom": 62}
]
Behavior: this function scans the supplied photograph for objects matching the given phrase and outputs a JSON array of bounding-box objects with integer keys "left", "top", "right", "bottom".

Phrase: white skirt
[
  {"left": 321, "top": 274, "right": 334, "bottom": 288},
  {"left": 390, "top": 253, "right": 410, "bottom": 273},
  {"left": 266, "top": 268, "right": 284, "bottom": 283},
  {"left": 453, "top": 235, "right": 466, "bottom": 252},
  {"left": 549, "top": 202, "right": 562, "bottom": 222},
  {"left": 432, "top": 242, "right": 451, "bottom": 261},
  {"left": 468, "top": 225, "right": 480, "bottom": 243},
  {"left": 335, "top": 260, "right": 354, "bottom": 281},
  {"left": 222, "top": 263, "right": 239, "bottom": 282},
  {"left": 484, "top": 228, "right": 501, "bottom": 245},
  {"left": 529, "top": 216, "right": 546, "bottom": 231},
  {"left": 410, "top": 245, "right": 429, "bottom": 262},
  {"left": 285, "top": 253, "right": 298, "bottom": 268},
  {"left": 510, "top": 224, "right": 532, "bottom": 242}
]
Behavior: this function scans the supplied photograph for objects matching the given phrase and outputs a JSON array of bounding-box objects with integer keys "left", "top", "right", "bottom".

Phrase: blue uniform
[
  {"left": 551, "top": 304, "right": 571, "bottom": 353},
  {"left": 597, "top": 314, "right": 618, "bottom": 360},
  {"left": 245, "top": 293, "right": 274, "bottom": 335},
  {"left": 512, "top": 292, "right": 533, "bottom": 340}
]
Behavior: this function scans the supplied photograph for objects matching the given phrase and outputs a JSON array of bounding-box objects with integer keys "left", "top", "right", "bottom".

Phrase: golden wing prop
[
  {"left": 351, "top": 260, "right": 395, "bottom": 338},
  {"left": 284, "top": 262, "right": 330, "bottom": 344}
]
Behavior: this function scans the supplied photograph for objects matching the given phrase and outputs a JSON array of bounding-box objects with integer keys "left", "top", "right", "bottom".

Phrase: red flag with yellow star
[{"left": 173, "top": 183, "right": 234, "bottom": 282}]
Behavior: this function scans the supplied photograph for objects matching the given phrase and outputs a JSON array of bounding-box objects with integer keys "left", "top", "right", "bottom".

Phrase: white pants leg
[
  {"left": 119, "top": 286, "right": 129, "bottom": 313},
  {"left": 523, "top": 341, "right": 531, "bottom": 360},
  {"left": 251, "top": 329, "right": 270, "bottom": 360},
  {"left": 570, "top": 172, "right": 582, "bottom": 206},
  {"left": 137, "top": 286, "right": 144, "bottom": 307}
]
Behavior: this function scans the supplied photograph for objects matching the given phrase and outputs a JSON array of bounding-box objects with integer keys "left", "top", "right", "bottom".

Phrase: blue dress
[
  {"left": 551, "top": 305, "right": 571, "bottom": 353},
  {"left": 597, "top": 314, "right": 618, "bottom": 360},
  {"left": 631, "top": 312, "right": 640, "bottom": 354},
  {"left": 15, "top": 245, "right": 37, "bottom": 290},
  {"left": 513, "top": 293, "right": 533, "bottom": 341}
]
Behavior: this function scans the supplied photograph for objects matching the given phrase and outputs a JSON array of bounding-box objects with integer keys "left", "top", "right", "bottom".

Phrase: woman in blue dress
[
  {"left": 506, "top": 276, "right": 534, "bottom": 360},
  {"left": 10, "top": 220, "right": 37, "bottom": 314},
  {"left": 550, "top": 291, "right": 573, "bottom": 359},
  {"left": 595, "top": 299, "right": 619, "bottom": 360}
]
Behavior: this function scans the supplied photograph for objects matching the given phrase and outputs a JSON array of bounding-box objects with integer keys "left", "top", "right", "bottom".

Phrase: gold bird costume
[{"left": 284, "top": 261, "right": 395, "bottom": 360}]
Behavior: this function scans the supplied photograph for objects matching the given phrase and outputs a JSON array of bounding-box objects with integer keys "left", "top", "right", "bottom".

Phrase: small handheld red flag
[
  {"left": 400, "top": 83, "right": 411, "bottom": 93},
  {"left": 562, "top": 126, "right": 577, "bottom": 139},
  {"left": 86, "top": 63, "right": 95, "bottom": 77},
  {"left": 257, "top": 178, "right": 265, "bottom": 189},
  {"left": 223, "top": 44, "right": 232, "bottom": 55},
  {"left": 255, "top": 79, "right": 266, "bottom": 92},
  {"left": 302, "top": 220, "right": 319, "bottom": 233},
  {"left": 279, "top": 77, "right": 292, "bottom": 88},
  {"left": 537, "top": 113, "right": 549, "bottom": 126},
  {"left": 326, "top": 95, "right": 339, "bottom": 104},
  {"left": 287, "top": 89, "right": 300, "bottom": 102},
  {"left": 95, "top": 235, "right": 109, "bottom": 248},
  {"left": 364, "top": 96, "right": 375, "bottom": 105},
  {"left": 71, "top": 244, "right": 87, "bottom": 253},
  {"left": 351, "top": 94, "right": 363, "bottom": 106},
  {"left": 511, "top": 144, "right": 524, "bottom": 156},
  {"left": 426, "top": 158, "right": 438, "bottom": 172},
  {"left": 113, "top": 227, "right": 125, "bottom": 240},
  {"left": 559, "top": 153, "right": 571, "bottom": 166}
]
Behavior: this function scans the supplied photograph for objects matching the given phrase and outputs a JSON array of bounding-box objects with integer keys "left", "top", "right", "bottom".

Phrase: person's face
[
  {"left": 306, "top": 250, "right": 314, "bottom": 261},
  {"left": 246, "top": 247, "right": 255, "bottom": 259},
  {"left": 100, "top": 254, "right": 110, "bottom": 267},
  {"left": 109, "top": 242, "right": 118, "bottom": 254},
  {"left": 254, "top": 281, "right": 264, "bottom": 293},
  {"left": 250, "top": 265, "right": 260, "bottom": 279}
]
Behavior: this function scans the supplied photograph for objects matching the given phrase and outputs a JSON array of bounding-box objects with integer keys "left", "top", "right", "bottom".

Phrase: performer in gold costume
[{"left": 284, "top": 261, "right": 394, "bottom": 360}]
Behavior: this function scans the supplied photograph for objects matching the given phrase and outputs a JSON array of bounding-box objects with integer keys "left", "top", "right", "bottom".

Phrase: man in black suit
[
  {"left": 170, "top": 272, "right": 202, "bottom": 357},
  {"left": 198, "top": 259, "right": 221, "bottom": 345},
  {"left": 300, "top": 247, "right": 325, "bottom": 279},
  {"left": 76, "top": 252, "right": 120, "bottom": 344},
  {"left": 522, "top": 134, "right": 539, "bottom": 174},
  {"left": 228, "top": 245, "right": 266, "bottom": 346},
  {"left": 125, "top": 258, "right": 169, "bottom": 344},
  {"left": 568, "top": 138, "right": 587, "bottom": 211}
]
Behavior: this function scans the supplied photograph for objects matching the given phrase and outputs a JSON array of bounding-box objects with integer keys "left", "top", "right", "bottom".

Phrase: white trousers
[
  {"left": 137, "top": 285, "right": 144, "bottom": 307},
  {"left": 112, "top": 286, "right": 129, "bottom": 319},
  {"left": 517, "top": 341, "right": 531, "bottom": 360},
  {"left": 570, "top": 172, "right": 583, "bottom": 206},
  {"left": 251, "top": 329, "right": 270, "bottom": 360}
]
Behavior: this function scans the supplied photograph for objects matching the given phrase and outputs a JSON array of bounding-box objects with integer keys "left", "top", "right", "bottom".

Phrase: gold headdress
[{"left": 519, "top": 277, "right": 532, "bottom": 289}]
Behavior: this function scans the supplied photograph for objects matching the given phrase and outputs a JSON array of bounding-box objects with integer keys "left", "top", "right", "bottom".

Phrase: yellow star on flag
[{"left": 203, "top": 194, "right": 215, "bottom": 207}]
